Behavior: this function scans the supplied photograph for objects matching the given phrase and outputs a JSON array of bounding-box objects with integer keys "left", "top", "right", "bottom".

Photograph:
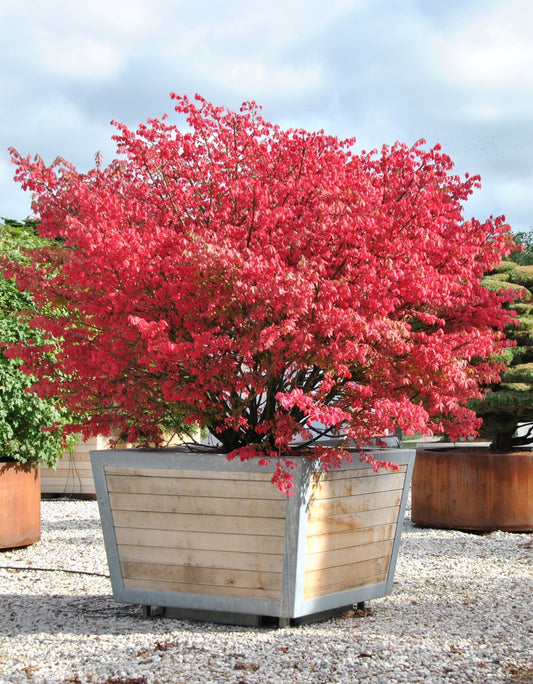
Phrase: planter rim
[
  {"left": 0, "top": 459, "right": 38, "bottom": 470},
  {"left": 415, "top": 444, "right": 533, "bottom": 456},
  {"left": 415, "top": 441, "right": 491, "bottom": 449},
  {"left": 90, "top": 445, "right": 415, "bottom": 473},
  {"left": 91, "top": 444, "right": 412, "bottom": 457}
]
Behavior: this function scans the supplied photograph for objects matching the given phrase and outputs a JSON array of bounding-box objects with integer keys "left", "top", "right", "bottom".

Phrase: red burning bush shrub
[{"left": 5, "top": 94, "right": 516, "bottom": 492}]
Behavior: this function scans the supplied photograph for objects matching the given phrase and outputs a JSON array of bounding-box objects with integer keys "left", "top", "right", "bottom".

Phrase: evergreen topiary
[{"left": 472, "top": 260, "right": 533, "bottom": 450}]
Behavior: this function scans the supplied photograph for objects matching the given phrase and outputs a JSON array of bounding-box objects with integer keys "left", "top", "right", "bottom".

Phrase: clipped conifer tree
[{"left": 472, "top": 261, "right": 533, "bottom": 450}]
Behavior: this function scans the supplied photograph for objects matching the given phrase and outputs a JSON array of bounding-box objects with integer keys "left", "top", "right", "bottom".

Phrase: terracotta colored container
[
  {"left": 412, "top": 446, "right": 533, "bottom": 532},
  {"left": 0, "top": 462, "right": 41, "bottom": 548}
]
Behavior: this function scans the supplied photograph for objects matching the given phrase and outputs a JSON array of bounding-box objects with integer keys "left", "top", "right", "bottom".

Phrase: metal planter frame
[{"left": 91, "top": 447, "right": 414, "bottom": 626}]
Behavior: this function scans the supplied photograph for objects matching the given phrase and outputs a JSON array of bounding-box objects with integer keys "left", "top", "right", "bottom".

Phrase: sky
[{"left": 1, "top": 0, "right": 531, "bottom": 232}]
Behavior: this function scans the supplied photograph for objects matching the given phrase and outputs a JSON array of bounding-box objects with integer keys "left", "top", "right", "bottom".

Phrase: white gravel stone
[{"left": 0, "top": 498, "right": 531, "bottom": 683}]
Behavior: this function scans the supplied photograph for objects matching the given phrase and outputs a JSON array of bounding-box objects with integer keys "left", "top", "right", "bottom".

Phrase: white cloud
[
  {"left": 1, "top": 0, "right": 156, "bottom": 81},
  {"left": 3, "top": 0, "right": 154, "bottom": 36},
  {"left": 0, "top": 0, "right": 531, "bottom": 230},
  {"left": 31, "top": 33, "right": 122, "bottom": 80},
  {"left": 443, "top": 0, "right": 533, "bottom": 92},
  {"left": 150, "top": 0, "right": 356, "bottom": 103}
]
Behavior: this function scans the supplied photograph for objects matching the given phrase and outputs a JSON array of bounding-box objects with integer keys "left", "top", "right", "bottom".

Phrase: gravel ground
[{"left": 0, "top": 498, "right": 532, "bottom": 684}]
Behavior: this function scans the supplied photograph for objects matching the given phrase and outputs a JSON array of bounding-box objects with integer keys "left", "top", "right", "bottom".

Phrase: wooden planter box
[
  {"left": 0, "top": 462, "right": 41, "bottom": 549},
  {"left": 91, "top": 447, "right": 414, "bottom": 625},
  {"left": 41, "top": 435, "right": 116, "bottom": 498}
]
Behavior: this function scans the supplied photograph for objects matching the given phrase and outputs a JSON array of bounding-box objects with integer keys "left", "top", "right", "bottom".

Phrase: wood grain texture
[
  {"left": 304, "top": 539, "right": 394, "bottom": 573},
  {"left": 302, "top": 468, "right": 406, "bottom": 599},
  {"left": 123, "top": 572, "right": 282, "bottom": 600},
  {"left": 121, "top": 560, "right": 282, "bottom": 593},
  {"left": 109, "top": 491, "right": 286, "bottom": 518},
  {"left": 105, "top": 471, "right": 286, "bottom": 500},
  {"left": 303, "top": 557, "right": 390, "bottom": 599},
  {"left": 107, "top": 467, "right": 287, "bottom": 600},
  {"left": 114, "top": 527, "right": 285, "bottom": 554},
  {"left": 306, "top": 523, "right": 396, "bottom": 554},
  {"left": 306, "top": 506, "right": 401, "bottom": 536},
  {"left": 111, "top": 509, "right": 286, "bottom": 536}
]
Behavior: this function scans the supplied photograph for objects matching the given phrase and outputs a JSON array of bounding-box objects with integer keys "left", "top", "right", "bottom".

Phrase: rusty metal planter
[
  {"left": 91, "top": 447, "right": 414, "bottom": 626},
  {"left": 0, "top": 462, "right": 41, "bottom": 549},
  {"left": 412, "top": 445, "right": 533, "bottom": 532}
]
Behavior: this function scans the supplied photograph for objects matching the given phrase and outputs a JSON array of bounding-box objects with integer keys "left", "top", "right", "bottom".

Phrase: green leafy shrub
[{"left": 0, "top": 218, "right": 70, "bottom": 467}]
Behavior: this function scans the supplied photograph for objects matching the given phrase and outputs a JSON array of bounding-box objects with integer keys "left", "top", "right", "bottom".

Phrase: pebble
[{"left": 0, "top": 499, "right": 531, "bottom": 683}]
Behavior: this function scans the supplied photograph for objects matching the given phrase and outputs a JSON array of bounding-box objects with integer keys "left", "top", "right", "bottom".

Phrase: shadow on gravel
[{"left": 0, "top": 593, "right": 259, "bottom": 636}]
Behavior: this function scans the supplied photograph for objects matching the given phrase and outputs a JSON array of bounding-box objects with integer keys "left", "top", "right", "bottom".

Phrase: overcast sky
[{"left": 1, "top": 0, "right": 531, "bottom": 232}]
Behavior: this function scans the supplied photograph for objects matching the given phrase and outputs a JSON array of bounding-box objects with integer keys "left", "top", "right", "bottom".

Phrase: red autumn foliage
[{"left": 5, "top": 94, "right": 517, "bottom": 493}]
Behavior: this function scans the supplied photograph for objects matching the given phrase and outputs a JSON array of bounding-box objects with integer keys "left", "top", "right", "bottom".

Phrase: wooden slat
[
  {"left": 310, "top": 471, "right": 406, "bottom": 500},
  {"left": 42, "top": 458, "right": 91, "bottom": 471},
  {"left": 111, "top": 509, "right": 286, "bottom": 537},
  {"left": 121, "top": 560, "right": 281, "bottom": 592},
  {"left": 108, "top": 492, "right": 286, "bottom": 518},
  {"left": 306, "top": 506, "right": 400, "bottom": 535},
  {"left": 310, "top": 464, "right": 407, "bottom": 483},
  {"left": 304, "top": 539, "right": 394, "bottom": 573},
  {"left": 42, "top": 462, "right": 92, "bottom": 473},
  {"left": 105, "top": 466, "right": 279, "bottom": 482},
  {"left": 40, "top": 435, "right": 113, "bottom": 495},
  {"left": 303, "top": 572, "right": 389, "bottom": 600},
  {"left": 123, "top": 577, "right": 281, "bottom": 600},
  {"left": 308, "top": 489, "right": 403, "bottom": 519},
  {"left": 303, "top": 556, "right": 391, "bottom": 599},
  {"left": 41, "top": 459, "right": 94, "bottom": 494},
  {"left": 52, "top": 456, "right": 92, "bottom": 468},
  {"left": 41, "top": 478, "right": 94, "bottom": 489},
  {"left": 106, "top": 463, "right": 406, "bottom": 480},
  {"left": 117, "top": 544, "right": 284, "bottom": 573},
  {"left": 105, "top": 473, "right": 286, "bottom": 500},
  {"left": 41, "top": 468, "right": 92, "bottom": 479},
  {"left": 114, "top": 527, "right": 285, "bottom": 555},
  {"left": 70, "top": 445, "right": 91, "bottom": 455},
  {"left": 306, "top": 523, "right": 396, "bottom": 554}
]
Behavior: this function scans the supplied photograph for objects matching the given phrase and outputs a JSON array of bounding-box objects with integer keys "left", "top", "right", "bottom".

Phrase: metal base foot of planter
[
  {"left": 91, "top": 447, "right": 414, "bottom": 625},
  {"left": 142, "top": 603, "right": 359, "bottom": 627},
  {"left": 144, "top": 605, "right": 281, "bottom": 627}
]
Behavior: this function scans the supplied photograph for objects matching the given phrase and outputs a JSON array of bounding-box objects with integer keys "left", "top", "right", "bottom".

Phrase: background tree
[{"left": 508, "top": 229, "right": 533, "bottom": 266}]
